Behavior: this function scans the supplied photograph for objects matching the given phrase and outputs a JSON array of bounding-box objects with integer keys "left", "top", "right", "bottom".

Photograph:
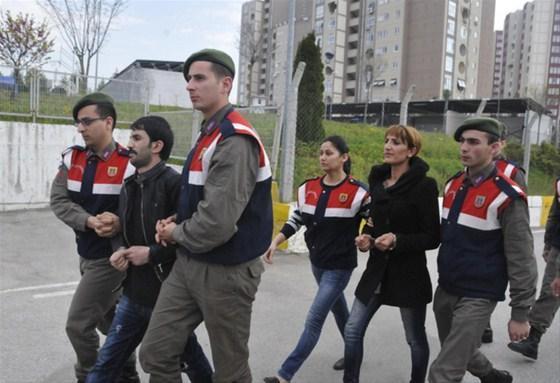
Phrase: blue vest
[
  {"left": 64, "top": 144, "right": 134, "bottom": 259},
  {"left": 176, "top": 110, "right": 273, "bottom": 265},
  {"left": 438, "top": 169, "right": 526, "bottom": 301}
]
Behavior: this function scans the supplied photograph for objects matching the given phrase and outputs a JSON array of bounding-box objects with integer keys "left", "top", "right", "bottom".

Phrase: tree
[
  {"left": 294, "top": 32, "right": 325, "bottom": 143},
  {"left": 237, "top": 21, "right": 264, "bottom": 106},
  {"left": 0, "top": 11, "right": 54, "bottom": 94},
  {"left": 38, "top": 0, "right": 127, "bottom": 90}
]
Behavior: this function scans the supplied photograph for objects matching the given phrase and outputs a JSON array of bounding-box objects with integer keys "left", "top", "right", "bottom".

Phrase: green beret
[
  {"left": 453, "top": 117, "right": 503, "bottom": 141},
  {"left": 183, "top": 48, "right": 235, "bottom": 80},
  {"left": 72, "top": 92, "right": 115, "bottom": 121}
]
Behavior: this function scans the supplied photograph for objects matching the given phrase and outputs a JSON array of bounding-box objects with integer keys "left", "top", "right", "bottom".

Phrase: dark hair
[
  {"left": 95, "top": 103, "right": 117, "bottom": 130},
  {"left": 323, "top": 135, "right": 352, "bottom": 174},
  {"left": 210, "top": 62, "right": 234, "bottom": 79},
  {"left": 486, "top": 133, "right": 500, "bottom": 144},
  {"left": 130, "top": 116, "right": 174, "bottom": 161}
]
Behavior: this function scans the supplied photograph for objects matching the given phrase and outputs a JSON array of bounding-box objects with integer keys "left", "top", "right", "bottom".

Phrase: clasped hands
[
  {"left": 355, "top": 232, "right": 396, "bottom": 252},
  {"left": 155, "top": 215, "right": 177, "bottom": 247},
  {"left": 87, "top": 212, "right": 121, "bottom": 238}
]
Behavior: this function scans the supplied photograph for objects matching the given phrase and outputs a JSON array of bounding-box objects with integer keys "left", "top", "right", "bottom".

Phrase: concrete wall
[{"left": 1, "top": 122, "right": 130, "bottom": 211}]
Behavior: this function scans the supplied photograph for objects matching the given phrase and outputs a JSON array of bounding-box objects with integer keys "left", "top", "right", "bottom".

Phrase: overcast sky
[{"left": 0, "top": 0, "right": 533, "bottom": 99}]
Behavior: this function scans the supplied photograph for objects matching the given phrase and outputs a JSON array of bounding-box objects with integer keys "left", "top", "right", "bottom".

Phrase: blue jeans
[
  {"left": 344, "top": 295, "right": 429, "bottom": 383},
  {"left": 278, "top": 265, "right": 352, "bottom": 381},
  {"left": 86, "top": 295, "right": 213, "bottom": 383}
]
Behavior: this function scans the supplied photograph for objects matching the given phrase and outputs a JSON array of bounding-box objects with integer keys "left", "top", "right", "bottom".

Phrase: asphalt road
[{"left": 1, "top": 209, "right": 558, "bottom": 383}]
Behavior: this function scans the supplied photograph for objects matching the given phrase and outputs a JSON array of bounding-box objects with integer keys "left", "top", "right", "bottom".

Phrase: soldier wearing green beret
[
  {"left": 140, "top": 49, "right": 273, "bottom": 383},
  {"left": 50, "top": 92, "right": 139, "bottom": 382},
  {"left": 429, "top": 118, "right": 538, "bottom": 383}
]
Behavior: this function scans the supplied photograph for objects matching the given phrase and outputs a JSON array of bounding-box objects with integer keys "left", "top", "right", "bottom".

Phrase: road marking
[
  {"left": 33, "top": 290, "right": 76, "bottom": 299},
  {"left": 0, "top": 281, "right": 79, "bottom": 295}
]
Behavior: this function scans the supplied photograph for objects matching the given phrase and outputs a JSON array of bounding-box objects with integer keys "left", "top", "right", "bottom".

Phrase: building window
[
  {"left": 444, "top": 74, "right": 452, "bottom": 90},
  {"left": 448, "top": 0, "right": 457, "bottom": 18},
  {"left": 394, "top": 44, "right": 399, "bottom": 52},
  {"left": 447, "top": 19, "right": 455, "bottom": 35},
  {"left": 392, "top": 62, "right": 399, "bottom": 69},
  {"left": 445, "top": 55, "right": 454, "bottom": 72},
  {"left": 457, "top": 78, "right": 466, "bottom": 90},
  {"left": 373, "top": 79, "right": 386, "bottom": 87},
  {"left": 446, "top": 37, "right": 454, "bottom": 54},
  {"left": 389, "top": 78, "right": 397, "bottom": 86}
]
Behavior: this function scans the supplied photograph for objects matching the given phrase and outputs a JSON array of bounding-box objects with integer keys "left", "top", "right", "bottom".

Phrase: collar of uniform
[
  {"left": 200, "top": 103, "right": 232, "bottom": 135},
  {"left": 86, "top": 140, "right": 116, "bottom": 161},
  {"left": 465, "top": 162, "right": 495, "bottom": 187}
]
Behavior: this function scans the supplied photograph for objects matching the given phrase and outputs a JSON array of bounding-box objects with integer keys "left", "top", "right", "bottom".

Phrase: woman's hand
[
  {"left": 263, "top": 243, "right": 277, "bottom": 264},
  {"left": 355, "top": 234, "right": 373, "bottom": 252},
  {"left": 374, "top": 232, "right": 396, "bottom": 252}
]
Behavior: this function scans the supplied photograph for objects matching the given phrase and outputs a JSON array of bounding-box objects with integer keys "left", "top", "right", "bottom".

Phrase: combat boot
[
  {"left": 507, "top": 327, "right": 542, "bottom": 360},
  {"left": 479, "top": 368, "right": 513, "bottom": 383}
]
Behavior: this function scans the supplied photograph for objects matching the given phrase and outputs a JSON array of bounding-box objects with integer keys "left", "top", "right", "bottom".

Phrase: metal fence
[{"left": 0, "top": 65, "right": 148, "bottom": 124}]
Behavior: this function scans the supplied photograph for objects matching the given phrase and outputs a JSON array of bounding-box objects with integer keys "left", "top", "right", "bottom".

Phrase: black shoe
[
  {"left": 263, "top": 377, "right": 280, "bottom": 383},
  {"left": 481, "top": 326, "right": 493, "bottom": 343},
  {"left": 480, "top": 369, "right": 513, "bottom": 383},
  {"left": 332, "top": 357, "right": 345, "bottom": 370},
  {"left": 507, "top": 327, "right": 541, "bottom": 360}
]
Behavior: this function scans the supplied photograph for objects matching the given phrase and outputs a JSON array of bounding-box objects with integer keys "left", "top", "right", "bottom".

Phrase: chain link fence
[{"left": 0, "top": 65, "right": 148, "bottom": 124}]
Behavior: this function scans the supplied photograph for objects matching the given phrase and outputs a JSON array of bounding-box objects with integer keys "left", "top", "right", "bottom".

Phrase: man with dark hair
[
  {"left": 507, "top": 177, "right": 560, "bottom": 360},
  {"left": 140, "top": 49, "right": 273, "bottom": 383},
  {"left": 428, "top": 117, "right": 537, "bottom": 383},
  {"left": 50, "top": 92, "right": 138, "bottom": 383},
  {"left": 86, "top": 116, "right": 213, "bottom": 383}
]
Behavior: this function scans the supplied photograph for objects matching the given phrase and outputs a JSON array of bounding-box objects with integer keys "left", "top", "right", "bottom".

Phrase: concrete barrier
[{"left": 1, "top": 122, "right": 130, "bottom": 211}]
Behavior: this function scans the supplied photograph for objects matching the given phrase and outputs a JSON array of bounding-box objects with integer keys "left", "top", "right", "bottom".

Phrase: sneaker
[
  {"left": 332, "top": 357, "right": 345, "bottom": 370},
  {"left": 479, "top": 369, "right": 513, "bottom": 383}
]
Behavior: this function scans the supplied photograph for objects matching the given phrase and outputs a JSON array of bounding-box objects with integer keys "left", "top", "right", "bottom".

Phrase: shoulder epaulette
[
  {"left": 300, "top": 176, "right": 321, "bottom": 187},
  {"left": 348, "top": 177, "right": 369, "bottom": 191},
  {"left": 116, "top": 143, "right": 130, "bottom": 157},
  {"left": 62, "top": 145, "right": 84, "bottom": 156},
  {"left": 493, "top": 173, "right": 525, "bottom": 199},
  {"left": 445, "top": 170, "right": 464, "bottom": 184}
]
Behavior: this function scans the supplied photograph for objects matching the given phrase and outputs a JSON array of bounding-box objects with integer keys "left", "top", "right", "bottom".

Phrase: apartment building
[
  {"left": 238, "top": 0, "right": 495, "bottom": 106},
  {"left": 546, "top": 0, "right": 560, "bottom": 119},
  {"left": 498, "top": 0, "right": 555, "bottom": 105},
  {"left": 492, "top": 30, "right": 504, "bottom": 97}
]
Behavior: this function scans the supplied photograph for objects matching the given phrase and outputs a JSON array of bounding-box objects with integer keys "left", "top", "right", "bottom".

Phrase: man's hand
[
  {"left": 551, "top": 276, "right": 560, "bottom": 297},
  {"left": 508, "top": 319, "right": 530, "bottom": 342},
  {"left": 263, "top": 243, "right": 277, "bottom": 264},
  {"left": 125, "top": 246, "right": 150, "bottom": 266},
  {"left": 155, "top": 219, "right": 177, "bottom": 247},
  {"left": 110, "top": 248, "right": 129, "bottom": 271},
  {"left": 542, "top": 244, "right": 551, "bottom": 262},
  {"left": 94, "top": 212, "right": 121, "bottom": 238},
  {"left": 355, "top": 234, "right": 373, "bottom": 252}
]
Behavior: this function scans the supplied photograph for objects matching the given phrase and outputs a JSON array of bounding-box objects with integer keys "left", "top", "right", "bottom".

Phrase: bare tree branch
[{"left": 37, "top": 0, "right": 127, "bottom": 84}]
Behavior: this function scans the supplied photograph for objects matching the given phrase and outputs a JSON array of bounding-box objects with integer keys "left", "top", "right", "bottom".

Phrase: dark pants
[
  {"left": 343, "top": 294, "right": 429, "bottom": 383},
  {"left": 86, "top": 295, "right": 212, "bottom": 383}
]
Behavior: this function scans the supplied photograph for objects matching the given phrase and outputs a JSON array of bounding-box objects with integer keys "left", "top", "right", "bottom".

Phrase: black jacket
[
  {"left": 114, "top": 161, "right": 181, "bottom": 307},
  {"left": 355, "top": 157, "right": 440, "bottom": 307}
]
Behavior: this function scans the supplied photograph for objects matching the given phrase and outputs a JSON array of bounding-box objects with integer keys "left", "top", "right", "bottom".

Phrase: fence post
[
  {"left": 399, "top": 84, "right": 416, "bottom": 125},
  {"left": 279, "top": 61, "right": 306, "bottom": 203},
  {"left": 271, "top": 107, "right": 284, "bottom": 180}
]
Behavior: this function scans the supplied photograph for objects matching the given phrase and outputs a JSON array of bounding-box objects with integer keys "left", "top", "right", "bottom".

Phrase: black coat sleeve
[
  {"left": 392, "top": 177, "right": 440, "bottom": 255},
  {"left": 149, "top": 170, "right": 182, "bottom": 265}
]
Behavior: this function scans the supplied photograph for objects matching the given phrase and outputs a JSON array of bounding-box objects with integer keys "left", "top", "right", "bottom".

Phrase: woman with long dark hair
[
  {"left": 263, "top": 135, "right": 369, "bottom": 383},
  {"left": 344, "top": 125, "right": 440, "bottom": 383}
]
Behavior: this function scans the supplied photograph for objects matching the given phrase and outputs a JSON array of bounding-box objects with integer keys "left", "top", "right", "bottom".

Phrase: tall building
[
  {"left": 238, "top": 0, "right": 496, "bottom": 106},
  {"left": 492, "top": 30, "right": 504, "bottom": 97},
  {"left": 497, "top": 0, "right": 555, "bottom": 105},
  {"left": 237, "top": 0, "right": 313, "bottom": 106},
  {"left": 545, "top": 0, "right": 560, "bottom": 120}
]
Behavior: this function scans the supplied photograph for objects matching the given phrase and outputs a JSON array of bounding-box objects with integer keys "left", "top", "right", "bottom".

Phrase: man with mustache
[{"left": 85, "top": 115, "right": 212, "bottom": 382}]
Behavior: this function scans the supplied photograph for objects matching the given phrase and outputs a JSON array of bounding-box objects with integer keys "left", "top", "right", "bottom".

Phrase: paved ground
[{"left": 1, "top": 208, "right": 559, "bottom": 383}]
